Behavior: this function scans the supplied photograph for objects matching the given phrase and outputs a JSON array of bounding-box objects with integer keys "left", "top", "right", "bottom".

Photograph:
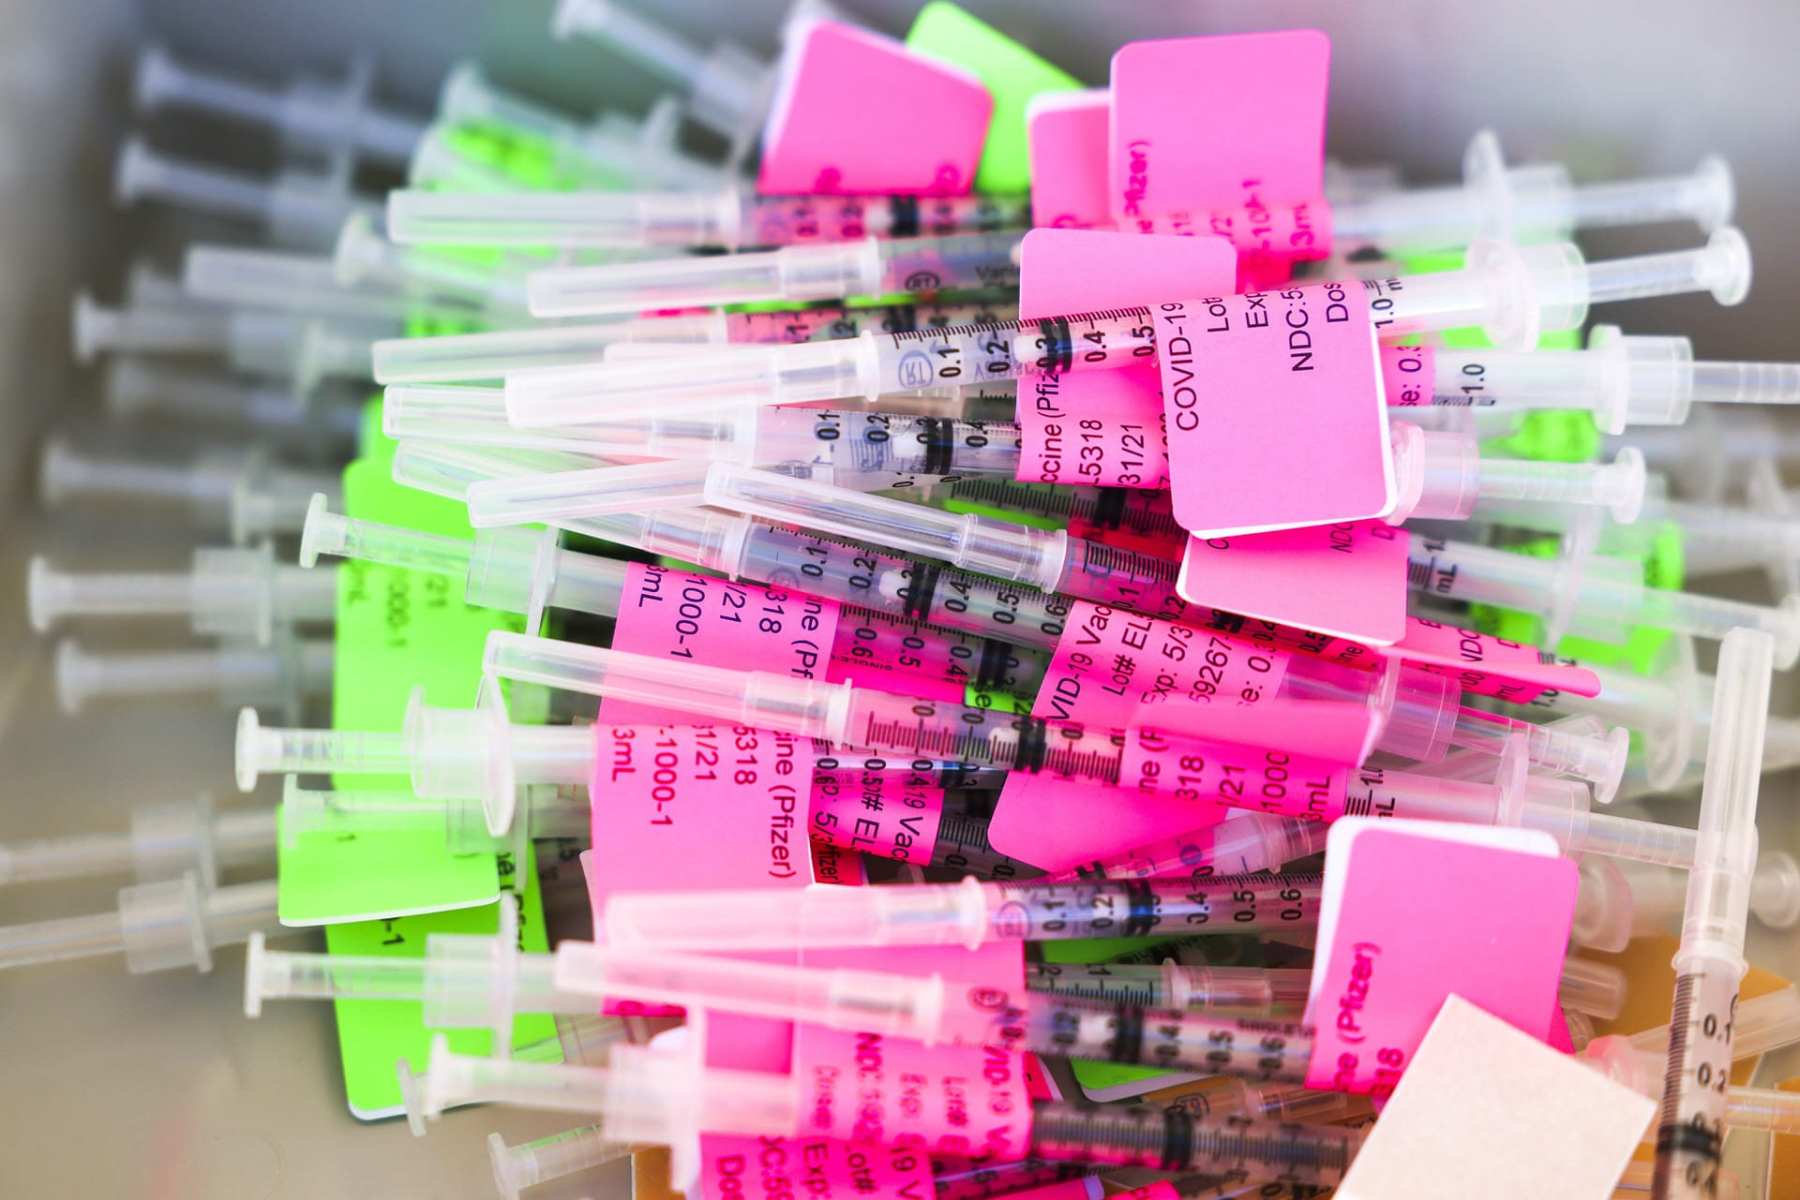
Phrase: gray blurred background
[{"left": 0, "top": 1, "right": 1796, "bottom": 1196}]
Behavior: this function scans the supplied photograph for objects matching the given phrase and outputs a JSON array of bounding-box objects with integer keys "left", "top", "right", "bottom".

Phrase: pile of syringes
[{"left": 11, "top": 5, "right": 1800, "bottom": 1199}]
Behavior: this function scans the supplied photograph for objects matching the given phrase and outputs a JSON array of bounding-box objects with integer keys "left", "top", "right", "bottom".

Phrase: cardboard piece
[{"left": 1336, "top": 995, "right": 1655, "bottom": 1200}]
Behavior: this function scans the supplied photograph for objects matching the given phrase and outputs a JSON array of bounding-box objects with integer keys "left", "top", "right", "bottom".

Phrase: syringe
[
  {"left": 1573, "top": 854, "right": 1800, "bottom": 954},
  {"left": 72, "top": 292, "right": 391, "bottom": 391},
  {"left": 389, "top": 186, "right": 1034, "bottom": 252},
  {"left": 53, "top": 632, "right": 333, "bottom": 719},
  {"left": 1319, "top": 141, "right": 1732, "bottom": 255},
  {"left": 181, "top": 242, "right": 491, "bottom": 328},
  {"left": 390, "top": 386, "right": 1023, "bottom": 477},
  {"left": 371, "top": 296, "right": 1018, "bottom": 384},
  {"left": 504, "top": 230, "right": 1750, "bottom": 417},
  {"left": 133, "top": 45, "right": 427, "bottom": 169},
  {"left": 0, "top": 795, "right": 276, "bottom": 890},
  {"left": 103, "top": 359, "right": 364, "bottom": 453},
  {"left": 481, "top": 634, "right": 1711, "bottom": 864},
  {"left": 485, "top": 1126, "right": 633, "bottom": 1200},
  {"left": 468, "top": 426, "right": 1644, "bottom": 538},
  {"left": 418, "top": 1034, "right": 1366, "bottom": 1187},
  {"left": 894, "top": 477, "right": 1188, "bottom": 547},
  {"left": 1404, "top": 533, "right": 1800, "bottom": 668},
  {"left": 234, "top": 689, "right": 1012, "bottom": 839},
  {"left": 608, "top": 466, "right": 1633, "bottom": 784},
  {"left": 431, "top": 61, "right": 726, "bottom": 192},
  {"left": 112, "top": 136, "right": 374, "bottom": 251},
  {"left": 1024, "top": 954, "right": 1626, "bottom": 1020},
  {"left": 1050, "top": 813, "right": 1331, "bottom": 887},
  {"left": 0, "top": 872, "right": 280, "bottom": 974},
  {"left": 527, "top": 230, "right": 1023, "bottom": 317},
  {"left": 330, "top": 212, "right": 547, "bottom": 316},
  {"left": 300, "top": 495, "right": 1049, "bottom": 700},
  {"left": 38, "top": 440, "right": 341, "bottom": 543},
  {"left": 1650, "top": 628, "right": 1772, "bottom": 1199},
  {"left": 29, "top": 545, "right": 336, "bottom": 646},
  {"left": 402, "top": 443, "right": 1630, "bottom": 791},
  {"left": 1388, "top": 324, "right": 1800, "bottom": 435},
  {"left": 550, "top": 0, "right": 809, "bottom": 166},
  {"left": 279, "top": 778, "right": 590, "bottom": 861}
]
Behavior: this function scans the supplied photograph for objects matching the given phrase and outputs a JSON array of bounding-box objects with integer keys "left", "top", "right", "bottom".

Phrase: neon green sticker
[
  {"left": 905, "top": 1, "right": 1081, "bottom": 193},
  {"left": 326, "top": 843, "right": 559, "bottom": 1118},
  {"left": 406, "top": 310, "right": 489, "bottom": 339},
  {"left": 444, "top": 119, "right": 605, "bottom": 192},
  {"left": 1481, "top": 410, "right": 1601, "bottom": 464},
  {"left": 278, "top": 415, "right": 524, "bottom": 924},
  {"left": 1470, "top": 522, "right": 1685, "bottom": 673},
  {"left": 965, "top": 685, "right": 1028, "bottom": 712},
  {"left": 1395, "top": 248, "right": 1584, "bottom": 353},
  {"left": 941, "top": 496, "right": 1064, "bottom": 531}
]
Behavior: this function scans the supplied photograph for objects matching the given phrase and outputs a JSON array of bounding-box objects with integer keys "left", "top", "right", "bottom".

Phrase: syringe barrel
[
  {"left": 1677, "top": 628, "right": 1773, "bottom": 975},
  {"left": 371, "top": 316, "right": 723, "bottom": 384},
  {"left": 490, "top": 1127, "right": 629, "bottom": 1198},
  {"left": 235, "top": 708, "right": 412, "bottom": 790},
  {"left": 0, "top": 832, "right": 134, "bottom": 887},
  {"left": 1567, "top": 811, "right": 1700, "bottom": 869},
  {"left": 1582, "top": 227, "right": 1751, "bottom": 308},
  {"left": 1026, "top": 1105, "right": 1361, "bottom": 1186},
  {"left": 482, "top": 632, "right": 851, "bottom": 742},
  {"left": 1688, "top": 359, "right": 1800, "bottom": 406},
  {"left": 527, "top": 239, "right": 882, "bottom": 316},
  {"left": 0, "top": 908, "right": 125, "bottom": 968},
  {"left": 705, "top": 464, "right": 1062, "bottom": 589},
  {"left": 301, "top": 497, "right": 475, "bottom": 578}
]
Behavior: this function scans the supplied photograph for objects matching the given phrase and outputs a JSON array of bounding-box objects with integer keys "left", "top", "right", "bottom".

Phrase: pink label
[
  {"left": 1146, "top": 197, "right": 1332, "bottom": 268},
  {"left": 809, "top": 767, "right": 946, "bottom": 865},
  {"left": 1387, "top": 617, "right": 1603, "bottom": 702},
  {"left": 609, "top": 563, "right": 840, "bottom": 724},
  {"left": 1020, "top": 1054, "right": 1058, "bottom": 1102},
  {"left": 1015, "top": 368, "right": 1169, "bottom": 489},
  {"left": 1015, "top": 230, "right": 1235, "bottom": 490},
  {"left": 748, "top": 195, "right": 1019, "bottom": 245},
  {"left": 1303, "top": 825, "right": 1578, "bottom": 1097},
  {"left": 1119, "top": 727, "right": 1348, "bottom": 822},
  {"left": 810, "top": 835, "right": 866, "bottom": 887},
  {"left": 1118, "top": 1185, "right": 1180, "bottom": 1200},
  {"left": 1026, "top": 91, "right": 1111, "bottom": 229},
  {"left": 987, "top": 599, "right": 1242, "bottom": 870},
  {"left": 697, "top": 1134, "right": 936, "bottom": 1200},
  {"left": 828, "top": 608, "right": 977, "bottom": 703},
  {"left": 1109, "top": 32, "right": 1330, "bottom": 228},
  {"left": 1155, "top": 286, "right": 1393, "bottom": 537},
  {"left": 788, "top": 1027, "right": 1034, "bottom": 1161},
  {"left": 588, "top": 723, "right": 818, "bottom": 1069},
  {"left": 618, "top": 561, "right": 976, "bottom": 708},
  {"left": 1177, "top": 521, "right": 1409, "bottom": 646},
  {"left": 1380, "top": 343, "right": 1435, "bottom": 408},
  {"left": 759, "top": 22, "right": 992, "bottom": 196}
]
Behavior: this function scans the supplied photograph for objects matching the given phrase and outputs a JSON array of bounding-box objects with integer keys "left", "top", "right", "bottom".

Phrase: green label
[
  {"left": 278, "top": 405, "right": 522, "bottom": 924},
  {"left": 904, "top": 1, "right": 1081, "bottom": 194},
  {"left": 1470, "top": 521, "right": 1685, "bottom": 673},
  {"left": 325, "top": 842, "right": 561, "bottom": 1118}
]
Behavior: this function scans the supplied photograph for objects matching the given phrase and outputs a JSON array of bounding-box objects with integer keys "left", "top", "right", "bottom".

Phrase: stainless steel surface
[{"left": 1, "top": 1, "right": 1798, "bottom": 1197}]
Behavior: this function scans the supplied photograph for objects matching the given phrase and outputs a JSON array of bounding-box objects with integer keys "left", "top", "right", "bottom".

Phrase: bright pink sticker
[
  {"left": 1026, "top": 91, "right": 1111, "bottom": 229},
  {"left": 1548, "top": 1007, "right": 1577, "bottom": 1055},
  {"left": 587, "top": 723, "right": 817, "bottom": 1069},
  {"left": 1015, "top": 367, "right": 1169, "bottom": 489},
  {"left": 987, "top": 603, "right": 1238, "bottom": 871},
  {"left": 617, "top": 561, "right": 983, "bottom": 708},
  {"left": 1176, "top": 520, "right": 1409, "bottom": 646},
  {"left": 1146, "top": 199, "right": 1332, "bottom": 274},
  {"left": 829, "top": 607, "right": 979, "bottom": 703},
  {"left": 1388, "top": 617, "right": 1603, "bottom": 702},
  {"left": 697, "top": 1133, "right": 935, "bottom": 1200},
  {"left": 1118, "top": 726, "right": 1348, "bottom": 822},
  {"left": 1155, "top": 285, "right": 1393, "bottom": 537},
  {"left": 810, "top": 835, "right": 866, "bottom": 887},
  {"left": 609, "top": 564, "right": 840, "bottom": 724},
  {"left": 759, "top": 22, "right": 992, "bottom": 196},
  {"left": 1015, "top": 230, "right": 1235, "bottom": 490},
  {"left": 1117, "top": 1184, "right": 1180, "bottom": 1200},
  {"left": 1380, "top": 343, "right": 1435, "bottom": 408},
  {"left": 788, "top": 1025, "right": 1033, "bottom": 1161},
  {"left": 809, "top": 766, "right": 946, "bottom": 865},
  {"left": 1109, "top": 32, "right": 1330, "bottom": 229},
  {"left": 1303, "top": 823, "right": 1577, "bottom": 1098}
]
